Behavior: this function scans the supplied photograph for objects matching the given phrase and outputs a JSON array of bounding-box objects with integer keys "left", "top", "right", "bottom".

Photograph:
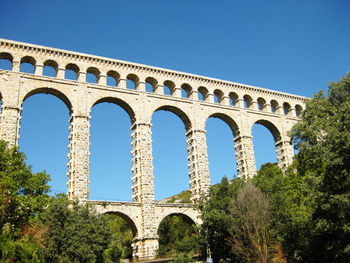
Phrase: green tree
[
  {"left": 0, "top": 140, "right": 50, "bottom": 262},
  {"left": 291, "top": 73, "right": 350, "bottom": 262},
  {"left": 39, "top": 196, "right": 111, "bottom": 263},
  {"left": 253, "top": 162, "right": 312, "bottom": 262},
  {"left": 103, "top": 214, "right": 133, "bottom": 262},
  {"left": 199, "top": 176, "right": 246, "bottom": 262},
  {"left": 158, "top": 214, "right": 199, "bottom": 255}
]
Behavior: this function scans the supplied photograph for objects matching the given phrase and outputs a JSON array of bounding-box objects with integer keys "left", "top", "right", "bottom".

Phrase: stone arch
[
  {"left": 145, "top": 77, "right": 157, "bottom": 93},
  {"left": 153, "top": 105, "right": 192, "bottom": 131},
  {"left": 283, "top": 102, "right": 291, "bottom": 116},
  {"left": 270, "top": 99, "right": 279, "bottom": 113},
  {"left": 295, "top": 104, "right": 303, "bottom": 117},
  {"left": 65, "top": 63, "right": 80, "bottom": 80},
  {"left": 92, "top": 97, "right": 136, "bottom": 123},
  {"left": 198, "top": 86, "right": 208, "bottom": 101},
  {"left": 43, "top": 59, "right": 58, "bottom": 77},
  {"left": 86, "top": 67, "right": 100, "bottom": 84},
  {"left": 163, "top": 80, "right": 175, "bottom": 95},
  {"left": 214, "top": 89, "right": 224, "bottom": 103},
  {"left": 252, "top": 119, "right": 281, "bottom": 142},
  {"left": 104, "top": 211, "right": 138, "bottom": 237},
  {"left": 257, "top": 97, "right": 266, "bottom": 111},
  {"left": 22, "top": 87, "right": 73, "bottom": 114},
  {"left": 127, "top": 73, "right": 139, "bottom": 90},
  {"left": 181, "top": 83, "right": 192, "bottom": 98},
  {"left": 207, "top": 112, "right": 240, "bottom": 137},
  {"left": 0, "top": 52, "right": 13, "bottom": 70},
  {"left": 243, "top": 94, "right": 253, "bottom": 109},
  {"left": 229, "top": 92, "right": 239, "bottom": 106},
  {"left": 157, "top": 212, "right": 199, "bottom": 231},
  {"left": 106, "top": 70, "right": 120, "bottom": 86},
  {"left": 20, "top": 56, "right": 36, "bottom": 73}
]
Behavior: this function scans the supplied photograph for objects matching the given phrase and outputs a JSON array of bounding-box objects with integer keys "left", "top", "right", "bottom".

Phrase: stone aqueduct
[{"left": 0, "top": 39, "right": 306, "bottom": 259}]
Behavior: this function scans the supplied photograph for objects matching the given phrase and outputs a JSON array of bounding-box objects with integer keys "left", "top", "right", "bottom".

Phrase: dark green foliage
[
  {"left": 39, "top": 196, "right": 111, "bottom": 263},
  {"left": 158, "top": 214, "right": 199, "bottom": 255},
  {"left": 290, "top": 73, "right": 350, "bottom": 262},
  {"left": 103, "top": 214, "right": 133, "bottom": 261},
  {"left": 253, "top": 162, "right": 312, "bottom": 262},
  {"left": 0, "top": 141, "right": 50, "bottom": 262}
]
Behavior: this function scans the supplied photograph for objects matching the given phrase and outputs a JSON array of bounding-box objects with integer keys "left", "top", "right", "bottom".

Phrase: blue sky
[{"left": 1, "top": 0, "right": 349, "bottom": 201}]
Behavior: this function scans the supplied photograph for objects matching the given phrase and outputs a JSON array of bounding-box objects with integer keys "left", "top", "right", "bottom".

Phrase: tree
[
  {"left": 39, "top": 196, "right": 111, "bottom": 263},
  {"left": 253, "top": 162, "right": 312, "bottom": 262},
  {"left": 228, "top": 182, "right": 276, "bottom": 263},
  {"left": 199, "top": 176, "right": 246, "bottom": 262},
  {"left": 0, "top": 140, "right": 50, "bottom": 262},
  {"left": 291, "top": 73, "right": 350, "bottom": 262}
]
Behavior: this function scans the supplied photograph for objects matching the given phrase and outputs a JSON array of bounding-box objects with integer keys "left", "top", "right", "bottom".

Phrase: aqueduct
[{"left": 0, "top": 39, "right": 306, "bottom": 259}]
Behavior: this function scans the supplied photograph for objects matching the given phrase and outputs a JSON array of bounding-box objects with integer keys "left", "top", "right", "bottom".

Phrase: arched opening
[
  {"left": 181, "top": 83, "right": 192, "bottom": 98},
  {"left": 103, "top": 212, "right": 137, "bottom": 261},
  {"left": 229, "top": 92, "right": 238, "bottom": 106},
  {"left": 65, "top": 63, "right": 79, "bottom": 80},
  {"left": 0, "top": 52, "right": 13, "bottom": 70},
  {"left": 145, "top": 77, "right": 157, "bottom": 93},
  {"left": 152, "top": 106, "right": 191, "bottom": 200},
  {"left": 126, "top": 74, "right": 138, "bottom": 90},
  {"left": 20, "top": 56, "right": 36, "bottom": 74},
  {"left": 43, "top": 60, "right": 58, "bottom": 77},
  {"left": 295, "top": 104, "right": 303, "bottom": 117},
  {"left": 206, "top": 113, "right": 238, "bottom": 184},
  {"left": 252, "top": 120, "right": 281, "bottom": 170},
  {"left": 107, "top": 70, "right": 120, "bottom": 87},
  {"left": 243, "top": 95, "right": 253, "bottom": 109},
  {"left": 283, "top": 102, "right": 291, "bottom": 116},
  {"left": 198, "top": 86, "right": 208, "bottom": 101},
  {"left": 89, "top": 98, "right": 135, "bottom": 201},
  {"left": 163, "top": 80, "right": 175, "bottom": 96},
  {"left": 19, "top": 90, "right": 71, "bottom": 195},
  {"left": 214, "top": 89, "right": 224, "bottom": 104},
  {"left": 86, "top": 67, "right": 100, "bottom": 84},
  {"left": 157, "top": 213, "right": 199, "bottom": 256},
  {"left": 257, "top": 97, "right": 266, "bottom": 111},
  {"left": 270, "top": 100, "right": 279, "bottom": 113}
]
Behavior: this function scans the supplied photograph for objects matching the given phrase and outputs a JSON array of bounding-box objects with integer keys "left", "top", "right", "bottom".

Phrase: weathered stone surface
[{"left": 0, "top": 38, "right": 306, "bottom": 259}]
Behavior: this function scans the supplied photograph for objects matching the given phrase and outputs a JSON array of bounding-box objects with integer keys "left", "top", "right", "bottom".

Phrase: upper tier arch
[
  {"left": 91, "top": 97, "right": 136, "bottom": 123},
  {"left": 22, "top": 87, "right": 73, "bottom": 114}
]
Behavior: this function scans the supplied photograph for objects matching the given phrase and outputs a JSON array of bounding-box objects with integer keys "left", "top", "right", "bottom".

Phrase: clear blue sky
[{"left": 1, "top": 0, "right": 349, "bottom": 201}]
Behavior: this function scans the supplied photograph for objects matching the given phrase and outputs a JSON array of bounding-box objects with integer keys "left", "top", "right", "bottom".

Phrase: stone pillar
[
  {"left": 136, "top": 81, "right": 146, "bottom": 92},
  {"left": 173, "top": 87, "right": 181, "bottom": 97},
  {"left": 78, "top": 71, "right": 86, "bottom": 82},
  {"left": 99, "top": 74, "right": 107, "bottom": 86},
  {"left": 35, "top": 64, "right": 43, "bottom": 76},
  {"left": 154, "top": 84, "right": 164, "bottom": 95},
  {"left": 234, "top": 135, "right": 257, "bottom": 178},
  {"left": 206, "top": 93, "right": 214, "bottom": 103},
  {"left": 118, "top": 78, "right": 127, "bottom": 89},
  {"left": 57, "top": 67, "right": 65, "bottom": 79},
  {"left": 12, "top": 60, "right": 20, "bottom": 72},
  {"left": 0, "top": 105, "right": 21, "bottom": 148},
  {"left": 250, "top": 101, "right": 259, "bottom": 110},
  {"left": 130, "top": 122, "right": 158, "bottom": 259},
  {"left": 67, "top": 114, "right": 90, "bottom": 202},
  {"left": 222, "top": 95, "right": 230, "bottom": 105},
  {"left": 186, "top": 128, "right": 210, "bottom": 202},
  {"left": 275, "top": 139, "right": 294, "bottom": 172},
  {"left": 236, "top": 98, "right": 244, "bottom": 108}
]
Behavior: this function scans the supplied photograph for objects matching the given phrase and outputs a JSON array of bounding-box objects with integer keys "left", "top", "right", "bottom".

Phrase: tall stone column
[
  {"left": 186, "top": 128, "right": 210, "bottom": 202},
  {"left": 234, "top": 135, "right": 257, "bottom": 178},
  {"left": 275, "top": 139, "right": 294, "bottom": 172},
  {"left": 130, "top": 122, "right": 158, "bottom": 259},
  {"left": 0, "top": 105, "right": 21, "bottom": 148},
  {"left": 67, "top": 114, "right": 90, "bottom": 202}
]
